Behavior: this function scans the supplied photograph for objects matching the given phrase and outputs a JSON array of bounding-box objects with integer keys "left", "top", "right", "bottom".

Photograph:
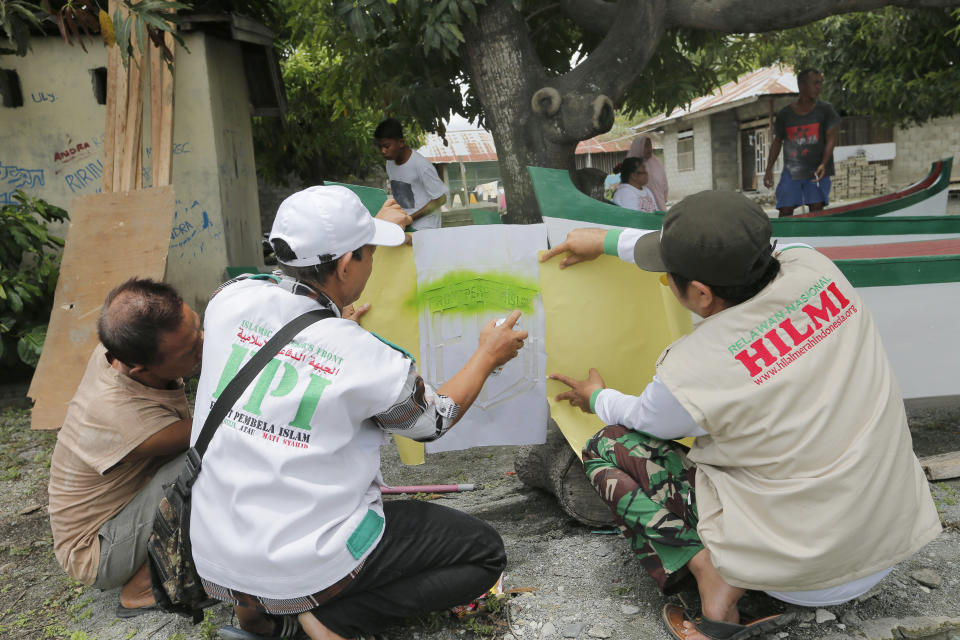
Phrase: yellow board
[
  {"left": 360, "top": 244, "right": 426, "bottom": 465},
  {"left": 540, "top": 254, "right": 694, "bottom": 456}
]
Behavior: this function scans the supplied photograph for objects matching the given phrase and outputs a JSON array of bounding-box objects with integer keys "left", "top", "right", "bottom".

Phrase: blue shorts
[{"left": 775, "top": 168, "right": 831, "bottom": 208}]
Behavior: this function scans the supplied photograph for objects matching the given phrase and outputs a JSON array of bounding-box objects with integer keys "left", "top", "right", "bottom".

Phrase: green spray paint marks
[{"left": 412, "top": 270, "right": 540, "bottom": 314}]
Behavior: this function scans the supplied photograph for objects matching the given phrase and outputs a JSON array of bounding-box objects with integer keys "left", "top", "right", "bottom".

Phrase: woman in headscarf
[{"left": 627, "top": 135, "right": 668, "bottom": 210}]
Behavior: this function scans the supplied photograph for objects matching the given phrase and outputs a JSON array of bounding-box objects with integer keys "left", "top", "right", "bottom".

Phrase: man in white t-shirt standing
[
  {"left": 541, "top": 192, "right": 940, "bottom": 640},
  {"left": 190, "top": 186, "right": 527, "bottom": 640},
  {"left": 374, "top": 118, "right": 448, "bottom": 230}
]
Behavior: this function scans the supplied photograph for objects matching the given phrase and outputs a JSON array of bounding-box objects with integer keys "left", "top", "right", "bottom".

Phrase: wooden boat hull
[
  {"left": 529, "top": 166, "right": 960, "bottom": 401},
  {"left": 797, "top": 158, "right": 951, "bottom": 218}
]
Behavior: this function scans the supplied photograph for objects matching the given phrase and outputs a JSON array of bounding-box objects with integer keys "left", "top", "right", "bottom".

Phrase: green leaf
[
  {"left": 17, "top": 325, "right": 46, "bottom": 368},
  {"left": 445, "top": 22, "right": 465, "bottom": 44},
  {"left": 136, "top": 13, "right": 147, "bottom": 56},
  {"left": 8, "top": 291, "right": 22, "bottom": 314}
]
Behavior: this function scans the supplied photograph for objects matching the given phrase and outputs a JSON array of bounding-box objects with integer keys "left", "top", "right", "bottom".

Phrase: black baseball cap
[{"left": 632, "top": 191, "right": 774, "bottom": 286}]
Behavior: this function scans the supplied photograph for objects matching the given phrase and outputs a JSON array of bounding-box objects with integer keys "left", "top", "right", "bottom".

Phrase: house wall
[
  {"left": 0, "top": 33, "right": 262, "bottom": 313},
  {"left": 202, "top": 37, "right": 262, "bottom": 272},
  {"left": 891, "top": 114, "right": 960, "bottom": 187},
  {"left": 709, "top": 110, "right": 739, "bottom": 191},
  {"left": 660, "top": 117, "right": 713, "bottom": 202}
]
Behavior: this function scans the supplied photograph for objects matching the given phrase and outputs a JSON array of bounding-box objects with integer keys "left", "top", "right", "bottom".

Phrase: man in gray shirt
[{"left": 763, "top": 69, "right": 840, "bottom": 217}]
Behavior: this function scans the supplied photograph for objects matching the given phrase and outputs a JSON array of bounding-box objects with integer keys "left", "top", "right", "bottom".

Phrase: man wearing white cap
[{"left": 189, "top": 186, "right": 527, "bottom": 640}]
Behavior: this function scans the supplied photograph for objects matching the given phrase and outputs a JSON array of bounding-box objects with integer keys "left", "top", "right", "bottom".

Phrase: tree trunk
[
  {"left": 514, "top": 419, "right": 616, "bottom": 527},
  {"left": 462, "top": 0, "right": 664, "bottom": 224},
  {"left": 462, "top": 1, "right": 566, "bottom": 223}
]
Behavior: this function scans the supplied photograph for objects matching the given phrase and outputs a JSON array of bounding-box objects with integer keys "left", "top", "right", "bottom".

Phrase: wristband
[
  {"left": 589, "top": 387, "right": 605, "bottom": 414},
  {"left": 602, "top": 229, "right": 622, "bottom": 257}
]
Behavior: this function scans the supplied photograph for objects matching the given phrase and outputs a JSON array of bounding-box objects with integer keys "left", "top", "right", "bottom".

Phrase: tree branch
[
  {"left": 561, "top": 0, "right": 667, "bottom": 101},
  {"left": 667, "top": 0, "right": 960, "bottom": 33},
  {"left": 559, "top": 0, "right": 617, "bottom": 34}
]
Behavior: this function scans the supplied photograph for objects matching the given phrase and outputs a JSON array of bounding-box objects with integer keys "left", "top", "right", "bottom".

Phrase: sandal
[
  {"left": 661, "top": 603, "right": 795, "bottom": 640},
  {"left": 218, "top": 614, "right": 307, "bottom": 640},
  {"left": 115, "top": 602, "right": 159, "bottom": 618}
]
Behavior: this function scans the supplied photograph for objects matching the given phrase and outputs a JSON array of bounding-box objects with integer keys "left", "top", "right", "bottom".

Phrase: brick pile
[{"left": 831, "top": 153, "right": 889, "bottom": 201}]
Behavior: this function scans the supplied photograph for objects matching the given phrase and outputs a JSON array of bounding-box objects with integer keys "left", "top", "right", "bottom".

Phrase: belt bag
[{"left": 146, "top": 307, "right": 334, "bottom": 623}]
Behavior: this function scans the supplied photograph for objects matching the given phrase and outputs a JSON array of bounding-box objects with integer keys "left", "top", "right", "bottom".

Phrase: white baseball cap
[{"left": 269, "top": 185, "right": 405, "bottom": 267}]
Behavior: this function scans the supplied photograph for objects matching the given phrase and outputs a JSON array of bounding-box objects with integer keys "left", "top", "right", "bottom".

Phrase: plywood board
[{"left": 28, "top": 187, "right": 176, "bottom": 430}]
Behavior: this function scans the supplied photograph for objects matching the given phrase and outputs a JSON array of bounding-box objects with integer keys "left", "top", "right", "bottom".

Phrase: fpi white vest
[
  {"left": 657, "top": 247, "right": 940, "bottom": 592},
  {"left": 190, "top": 278, "right": 410, "bottom": 599}
]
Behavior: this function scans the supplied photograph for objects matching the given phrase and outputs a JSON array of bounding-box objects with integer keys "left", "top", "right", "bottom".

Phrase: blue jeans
[{"left": 776, "top": 168, "right": 831, "bottom": 208}]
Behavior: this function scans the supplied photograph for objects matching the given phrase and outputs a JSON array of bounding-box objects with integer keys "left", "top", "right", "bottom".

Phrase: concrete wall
[
  {"left": 660, "top": 117, "right": 713, "bottom": 202},
  {"left": 709, "top": 110, "right": 739, "bottom": 191},
  {"left": 648, "top": 96, "right": 798, "bottom": 202},
  {"left": 891, "top": 114, "right": 960, "bottom": 187},
  {"left": 202, "top": 37, "right": 262, "bottom": 272},
  {"left": 0, "top": 33, "right": 263, "bottom": 313}
]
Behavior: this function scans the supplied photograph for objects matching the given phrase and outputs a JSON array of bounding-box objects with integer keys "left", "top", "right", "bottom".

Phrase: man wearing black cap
[{"left": 541, "top": 191, "right": 940, "bottom": 640}]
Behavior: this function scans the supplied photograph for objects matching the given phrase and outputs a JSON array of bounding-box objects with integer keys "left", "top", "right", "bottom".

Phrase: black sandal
[{"left": 662, "top": 603, "right": 796, "bottom": 640}]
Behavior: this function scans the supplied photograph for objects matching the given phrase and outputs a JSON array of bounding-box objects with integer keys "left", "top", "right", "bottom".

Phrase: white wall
[{"left": 0, "top": 33, "right": 263, "bottom": 313}]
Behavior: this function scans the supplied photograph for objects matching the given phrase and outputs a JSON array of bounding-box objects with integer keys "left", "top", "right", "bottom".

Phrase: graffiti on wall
[
  {"left": 31, "top": 92, "right": 56, "bottom": 104},
  {"left": 1, "top": 161, "right": 45, "bottom": 204},
  {"left": 63, "top": 160, "right": 104, "bottom": 193},
  {"left": 141, "top": 141, "right": 193, "bottom": 189},
  {"left": 170, "top": 198, "right": 222, "bottom": 261}
]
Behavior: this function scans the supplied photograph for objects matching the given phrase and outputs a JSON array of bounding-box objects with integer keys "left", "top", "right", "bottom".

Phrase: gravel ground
[{"left": 0, "top": 400, "right": 958, "bottom": 640}]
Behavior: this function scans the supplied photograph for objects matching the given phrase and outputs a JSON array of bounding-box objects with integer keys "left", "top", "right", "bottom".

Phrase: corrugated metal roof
[
  {"left": 634, "top": 65, "right": 798, "bottom": 132},
  {"left": 419, "top": 128, "right": 657, "bottom": 163},
  {"left": 575, "top": 132, "right": 637, "bottom": 154},
  {"left": 418, "top": 129, "right": 498, "bottom": 163}
]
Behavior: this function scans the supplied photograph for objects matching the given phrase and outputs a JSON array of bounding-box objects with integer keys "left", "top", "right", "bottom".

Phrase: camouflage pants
[{"left": 582, "top": 425, "right": 703, "bottom": 593}]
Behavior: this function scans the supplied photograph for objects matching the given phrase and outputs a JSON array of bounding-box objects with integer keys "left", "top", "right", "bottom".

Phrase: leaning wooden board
[{"left": 28, "top": 187, "right": 176, "bottom": 430}]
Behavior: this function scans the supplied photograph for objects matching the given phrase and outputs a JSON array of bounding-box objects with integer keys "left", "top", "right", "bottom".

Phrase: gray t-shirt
[
  {"left": 386, "top": 150, "right": 447, "bottom": 230},
  {"left": 774, "top": 101, "right": 841, "bottom": 180}
]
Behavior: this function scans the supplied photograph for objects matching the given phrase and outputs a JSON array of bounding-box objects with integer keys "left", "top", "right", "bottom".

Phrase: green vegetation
[
  {"left": 251, "top": 41, "right": 387, "bottom": 185},
  {"left": 0, "top": 191, "right": 67, "bottom": 377},
  {"left": 743, "top": 7, "right": 960, "bottom": 126},
  {"left": 200, "top": 607, "right": 219, "bottom": 639}
]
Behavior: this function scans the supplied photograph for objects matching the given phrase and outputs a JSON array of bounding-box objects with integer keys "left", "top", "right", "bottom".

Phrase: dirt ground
[{"left": 1, "top": 398, "right": 959, "bottom": 640}]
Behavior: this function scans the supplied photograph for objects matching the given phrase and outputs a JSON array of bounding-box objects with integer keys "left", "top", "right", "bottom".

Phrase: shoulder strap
[{"left": 193, "top": 308, "right": 335, "bottom": 458}]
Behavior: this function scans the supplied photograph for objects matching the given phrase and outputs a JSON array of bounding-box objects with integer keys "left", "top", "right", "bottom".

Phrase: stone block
[{"left": 856, "top": 616, "right": 960, "bottom": 640}]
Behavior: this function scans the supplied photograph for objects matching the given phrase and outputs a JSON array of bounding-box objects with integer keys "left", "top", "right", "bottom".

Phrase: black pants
[{"left": 310, "top": 500, "right": 506, "bottom": 637}]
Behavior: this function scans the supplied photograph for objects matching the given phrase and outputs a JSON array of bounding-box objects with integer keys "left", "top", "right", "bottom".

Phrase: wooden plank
[
  {"left": 150, "top": 33, "right": 163, "bottom": 187},
  {"left": 102, "top": 0, "right": 120, "bottom": 193},
  {"left": 920, "top": 451, "right": 960, "bottom": 482},
  {"left": 155, "top": 29, "right": 176, "bottom": 187},
  {"left": 27, "top": 187, "right": 177, "bottom": 430},
  {"left": 135, "top": 132, "right": 143, "bottom": 189},
  {"left": 111, "top": 21, "right": 129, "bottom": 193},
  {"left": 119, "top": 20, "right": 144, "bottom": 192}
]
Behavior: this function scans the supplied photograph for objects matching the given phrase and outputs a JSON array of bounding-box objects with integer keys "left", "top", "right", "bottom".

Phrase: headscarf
[{"left": 628, "top": 135, "right": 668, "bottom": 210}]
